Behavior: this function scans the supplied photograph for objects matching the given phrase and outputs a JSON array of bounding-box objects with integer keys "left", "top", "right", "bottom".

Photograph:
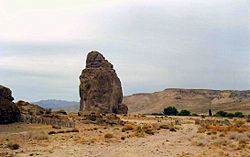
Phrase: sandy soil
[{"left": 0, "top": 116, "right": 250, "bottom": 157}]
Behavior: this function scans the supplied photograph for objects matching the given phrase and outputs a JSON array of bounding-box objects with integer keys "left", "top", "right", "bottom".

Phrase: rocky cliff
[
  {"left": 79, "top": 51, "right": 128, "bottom": 114},
  {"left": 0, "top": 85, "right": 20, "bottom": 124}
]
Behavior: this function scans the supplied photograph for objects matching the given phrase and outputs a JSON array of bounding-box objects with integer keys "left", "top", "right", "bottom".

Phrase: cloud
[{"left": 0, "top": 0, "right": 249, "bottom": 101}]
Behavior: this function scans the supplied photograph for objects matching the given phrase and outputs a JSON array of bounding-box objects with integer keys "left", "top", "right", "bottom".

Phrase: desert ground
[{"left": 0, "top": 115, "right": 250, "bottom": 157}]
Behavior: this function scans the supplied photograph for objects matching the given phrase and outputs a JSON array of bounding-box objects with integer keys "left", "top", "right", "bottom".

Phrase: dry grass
[
  {"left": 122, "top": 124, "right": 135, "bottom": 132},
  {"left": 27, "top": 131, "right": 49, "bottom": 140},
  {"left": 197, "top": 123, "right": 250, "bottom": 134},
  {"left": 192, "top": 136, "right": 208, "bottom": 146},
  {"left": 104, "top": 133, "right": 114, "bottom": 139}
]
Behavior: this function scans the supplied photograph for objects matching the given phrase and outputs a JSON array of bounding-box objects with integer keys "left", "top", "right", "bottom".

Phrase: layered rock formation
[
  {"left": 0, "top": 85, "right": 20, "bottom": 124},
  {"left": 79, "top": 51, "right": 128, "bottom": 114}
]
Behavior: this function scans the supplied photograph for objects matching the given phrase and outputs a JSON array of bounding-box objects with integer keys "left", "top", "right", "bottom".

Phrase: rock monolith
[{"left": 79, "top": 51, "right": 128, "bottom": 114}]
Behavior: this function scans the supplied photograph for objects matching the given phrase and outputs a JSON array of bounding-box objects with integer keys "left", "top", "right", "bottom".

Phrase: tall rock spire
[{"left": 79, "top": 51, "right": 128, "bottom": 114}]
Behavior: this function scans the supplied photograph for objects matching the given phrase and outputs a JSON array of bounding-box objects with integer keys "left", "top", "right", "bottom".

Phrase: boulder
[
  {"left": 117, "top": 104, "right": 128, "bottom": 114},
  {"left": 79, "top": 51, "right": 128, "bottom": 114},
  {"left": 0, "top": 85, "right": 20, "bottom": 124}
]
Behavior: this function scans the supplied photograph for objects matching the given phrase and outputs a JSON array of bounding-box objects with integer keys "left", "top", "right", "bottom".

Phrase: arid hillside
[{"left": 123, "top": 88, "right": 250, "bottom": 114}]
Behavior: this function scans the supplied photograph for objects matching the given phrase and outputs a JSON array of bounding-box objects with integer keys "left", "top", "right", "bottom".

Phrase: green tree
[
  {"left": 234, "top": 112, "right": 244, "bottom": 118},
  {"left": 226, "top": 113, "right": 234, "bottom": 118},
  {"left": 163, "top": 106, "right": 178, "bottom": 116},
  {"left": 214, "top": 111, "right": 228, "bottom": 117},
  {"left": 177, "top": 110, "right": 191, "bottom": 116}
]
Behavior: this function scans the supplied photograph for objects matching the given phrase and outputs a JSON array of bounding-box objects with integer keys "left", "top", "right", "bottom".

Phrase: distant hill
[
  {"left": 123, "top": 88, "right": 250, "bottom": 115},
  {"left": 32, "top": 99, "right": 79, "bottom": 112},
  {"left": 32, "top": 88, "right": 250, "bottom": 115}
]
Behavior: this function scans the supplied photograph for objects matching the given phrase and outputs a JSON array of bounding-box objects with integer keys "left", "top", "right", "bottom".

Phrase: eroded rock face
[
  {"left": 79, "top": 51, "right": 128, "bottom": 114},
  {"left": 0, "top": 85, "right": 20, "bottom": 124}
]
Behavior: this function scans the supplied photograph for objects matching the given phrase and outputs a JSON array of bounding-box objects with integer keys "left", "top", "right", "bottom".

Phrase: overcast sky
[{"left": 0, "top": 0, "right": 249, "bottom": 102}]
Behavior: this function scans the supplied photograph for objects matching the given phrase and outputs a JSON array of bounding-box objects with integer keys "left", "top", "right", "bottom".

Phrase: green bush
[
  {"left": 163, "top": 106, "right": 178, "bottom": 116},
  {"left": 215, "top": 111, "right": 245, "bottom": 118},
  {"left": 177, "top": 110, "right": 191, "bottom": 116},
  {"left": 191, "top": 113, "right": 199, "bottom": 116},
  {"left": 226, "top": 113, "right": 234, "bottom": 118}
]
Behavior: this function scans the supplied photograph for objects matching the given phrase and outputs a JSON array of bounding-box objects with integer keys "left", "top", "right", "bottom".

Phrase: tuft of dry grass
[
  {"left": 134, "top": 125, "right": 145, "bottom": 138},
  {"left": 229, "top": 132, "right": 249, "bottom": 143},
  {"left": 27, "top": 131, "right": 49, "bottom": 140},
  {"left": 193, "top": 136, "right": 208, "bottom": 146},
  {"left": 122, "top": 124, "right": 135, "bottom": 132},
  {"left": 104, "top": 133, "right": 113, "bottom": 139},
  {"left": 142, "top": 124, "right": 156, "bottom": 135}
]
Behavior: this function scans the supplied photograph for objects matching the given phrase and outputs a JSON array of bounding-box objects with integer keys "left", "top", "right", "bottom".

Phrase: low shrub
[
  {"left": 121, "top": 136, "right": 126, "bottom": 140},
  {"left": 191, "top": 113, "right": 199, "bottom": 116},
  {"left": 169, "top": 127, "right": 176, "bottom": 132},
  {"left": 48, "top": 131, "right": 56, "bottom": 135},
  {"left": 152, "top": 112, "right": 164, "bottom": 116},
  {"left": 4, "top": 143, "right": 20, "bottom": 150},
  {"left": 177, "top": 110, "right": 191, "bottom": 116}
]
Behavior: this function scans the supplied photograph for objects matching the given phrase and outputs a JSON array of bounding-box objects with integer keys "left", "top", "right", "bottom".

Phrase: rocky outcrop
[
  {"left": 16, "top": 100, "right": 50, "bottom": 116},
  {"left": 16, "top": 100, "right": 75, "bottom": 128},
  {"left": 79, "top": 51, "right": 128, "bottom": 114},
  {"left": 0, "top": 85, "right": 20, "bottom": 124}
]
